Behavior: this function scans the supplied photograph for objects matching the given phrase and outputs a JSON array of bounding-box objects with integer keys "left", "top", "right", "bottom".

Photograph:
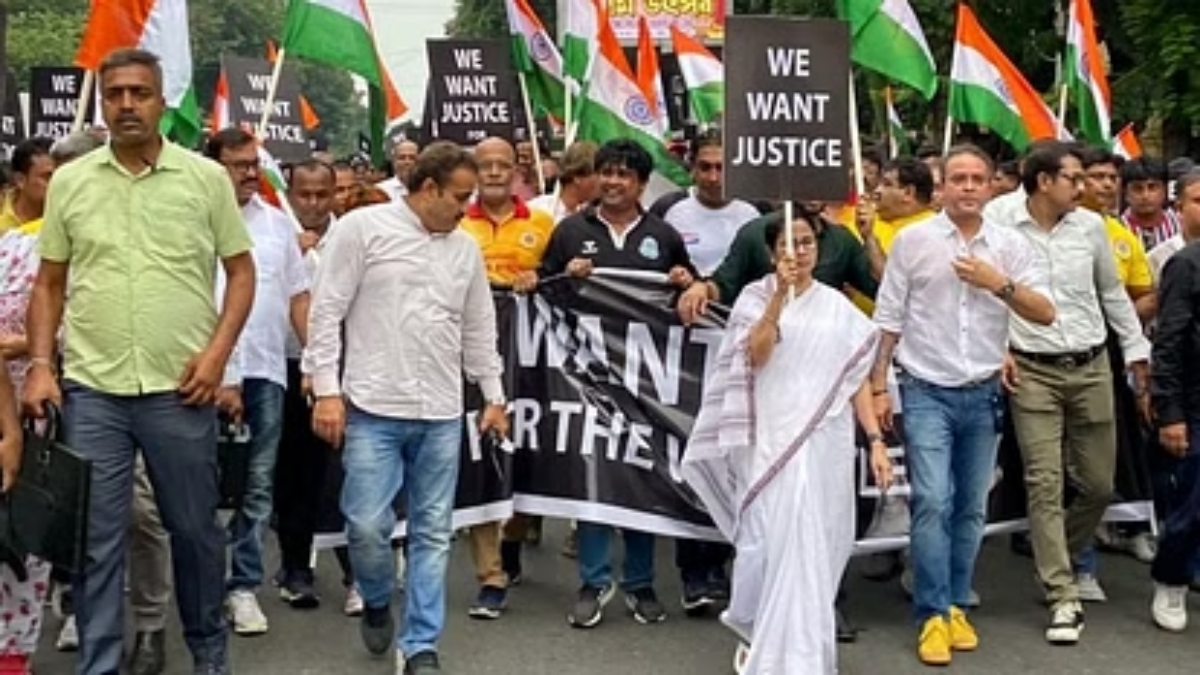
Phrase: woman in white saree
[{"left": 683, "top": 212, "right": 892, "bottom": 674}]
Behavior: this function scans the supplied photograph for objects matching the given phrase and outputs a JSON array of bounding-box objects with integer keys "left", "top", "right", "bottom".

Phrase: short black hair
[
  {"left": 764, "top": 211, "right": 820, "bottom": 253},
  {"left": 406, "top": 140, "right": 477, "bottom": 193},
  {"left": 861, "top": 145, "right": 884, "bottom": 169},
  {"left": 291, "top": 158, "right": 335, "bottom": 183},
  {"left": 99, "top": 48, "right": 163, "bottom": 95},
  {"left": 690, "top": 128, "right": 722, "bottom": 160},
  {"left": 1119, "top": 156, "right": 1167, "bottom": 186},
  {"left": 594, "top": 139, "right": 654, "bottom": 183},
  {"left": 1174, "top": 170, "right": 1200, "bottom": 201},
  {"left": 997, "top": 159, "right": 1021, "bottom": 180},
  {"left": 331, "top": 160, "right": 354, "bottom": 173},
  {"left": 883, "top": 157, "right": 934, "bottom": 205},
  {"left": 11, "top": 137, "right": 54, "bottom": 175},
  {"left": 1079, "top": 146, "right": 1117, "bottom": 170},
  {"left": 204, "top": 127, "right": 256, "bottom": 162},
  {"left": 1021, "top": 141, "right": 1083, "bottom": 195},
  {"left": 945, "top": 144, "right": 995, "bottom": 173},
  {"left": 915, "top": 143, "right": 941, "bottom": 161}
]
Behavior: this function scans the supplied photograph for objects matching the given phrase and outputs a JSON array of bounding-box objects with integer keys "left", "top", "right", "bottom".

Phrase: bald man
[{"left": 457, "top": 137, "right": 555, "bottom": 620}]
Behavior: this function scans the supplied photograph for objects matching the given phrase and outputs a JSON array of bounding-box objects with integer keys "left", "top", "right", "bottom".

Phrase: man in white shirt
[
  {"left": 987, "top": 141, "right": 1151, "bottom": 646},
  {"left": 873, "top": 145, "right": 1055, "bottom": 666},
  {"left": 206, "top": 128, "right": 311, "bottom": 638},
  {"left": 376, "top": 139, "right": 420, "bottom": 201},
  {"left": 652, "top": 130, "right": 760, "bottom": 277},
  {"left": 527, "top": 141, "right": 599, "bottom": 223},
  {"left": 305, "top": 141, "right": 508, "bottom": 675}
]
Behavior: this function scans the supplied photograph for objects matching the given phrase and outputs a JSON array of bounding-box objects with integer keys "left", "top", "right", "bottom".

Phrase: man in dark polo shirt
[{"left": 538, "top": 138, "right": 696, "bottom": 630}]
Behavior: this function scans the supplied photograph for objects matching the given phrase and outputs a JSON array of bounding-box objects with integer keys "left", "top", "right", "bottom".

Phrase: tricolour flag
[
  {"left": 282, "top": 0, "right": 407, "bottom": 163},
  {"left": 576, "top": 11, "right": 689, "bottom": 189},
  {"left": 948, "top": 4, "right": 1058, "bottom": 151},
  {"left": 670, "top": 24, "right": 723, "bottom": 127},
  {"left": 75, "top": 0, "right": 202, "bottom": 146},
  {"left": 636, "top": 16, "right": 670, "bottom": 141},
  {"left": 257, "top": 142, "right": 288, "bottom": 207},
  {"left": 1065, "top": 0, "right": 1111, "bottom": 144},
  {"left": 563, "top": 0, "right": 603, "bottom": 82},
  {"left": 506, "top": 0, "right": 569, "bottom": 120},
  {"left": 885, "top": 86, "right": 908, "bottom": 158},
  {"left": 1113, "top": 123, "right": 1142, "bottom": 160},
  {"left": 837, "top": 0, "right": 937, "bottom": 99},
  {"left": 211, "top": 68, "right": 230, "bottom": 132}
]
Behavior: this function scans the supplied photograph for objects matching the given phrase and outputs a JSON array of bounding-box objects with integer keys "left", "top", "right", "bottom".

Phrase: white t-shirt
[
  {"left": 376, "top": 176, "right": 406, "bottom": 201},
  {"left": 661, "top": 192, "right": 760, "bottom": 276},
  {"left": 527, "top": 194, "right": 570, "bottom": 223}
]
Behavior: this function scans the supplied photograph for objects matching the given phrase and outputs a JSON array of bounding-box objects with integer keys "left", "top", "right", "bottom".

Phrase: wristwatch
[
  {"left": 486, "top": 396, "right": 508, "bottom": 408},
  {"left": 994, "top": 279, "right": 1016, "bottom": 301},
  {"left": 866, "top": 432, "right": 885, "bottom": 445}
]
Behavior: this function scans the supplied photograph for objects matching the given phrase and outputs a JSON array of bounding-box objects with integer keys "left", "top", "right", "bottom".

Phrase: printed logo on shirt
[
  {"left": 520, "top": 232, "right": 539, "bottom": 249},
  {"left": 1113, "top": 239, "right": 1131, "bottom": 259},
  {"left": 680, "top": 231, "right": 700, "bottom": 246},
  {"left": 639, "top": 237, "right": 661, "bottom": 261},
  {"left": 582, "top": 240, "right": 599, "bottom": 255}
]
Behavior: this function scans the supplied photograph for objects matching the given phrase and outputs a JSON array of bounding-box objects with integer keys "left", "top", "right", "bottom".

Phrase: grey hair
[{"left": 50, "top": 131, "right": 106, "bottom": 164}]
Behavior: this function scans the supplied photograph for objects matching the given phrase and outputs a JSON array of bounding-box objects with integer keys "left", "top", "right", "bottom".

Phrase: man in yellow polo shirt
[
  {"left": 457, "top": 137, "right": 554, "bottom": 621},
  {"left": 22, "top": 49, "right": 255, "bottom": 675}
]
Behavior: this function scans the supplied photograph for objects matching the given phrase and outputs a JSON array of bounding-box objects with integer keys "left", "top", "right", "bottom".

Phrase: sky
[{"left": 365, "top": 0, "right": 456, "bottom": 122}]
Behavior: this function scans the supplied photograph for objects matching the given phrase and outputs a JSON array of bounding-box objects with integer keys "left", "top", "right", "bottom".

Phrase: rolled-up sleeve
[
  {"left": 460, "top": 244, "right": 504, "bottom": 401},
  {"left": 303, "top": 217, "right": 365, "bottom": 397},
  {"left": 873, "top": 234, "right": 909, "bottom": 335}
]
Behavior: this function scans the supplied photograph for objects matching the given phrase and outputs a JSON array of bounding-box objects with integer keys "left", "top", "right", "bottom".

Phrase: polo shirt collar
[
  {"left": 100, "top": 136, "right": 185, "bottom": 174},
  {"left": 465, "top": 196, "right": 531, "bottom": 224}
]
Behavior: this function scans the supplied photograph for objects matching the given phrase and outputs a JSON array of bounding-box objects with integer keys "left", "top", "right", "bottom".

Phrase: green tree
[{"left": 447, "top": 0, "right": 558, "bottom": 38}]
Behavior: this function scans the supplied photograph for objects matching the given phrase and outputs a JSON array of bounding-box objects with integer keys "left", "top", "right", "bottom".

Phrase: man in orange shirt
[{"left": 457, "top": 137, "right": 554, "bottom": 620}]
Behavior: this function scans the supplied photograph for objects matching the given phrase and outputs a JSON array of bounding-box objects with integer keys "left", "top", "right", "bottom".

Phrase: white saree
[{"left": 682, "top": 278, "right": 878, "bottom": 675}]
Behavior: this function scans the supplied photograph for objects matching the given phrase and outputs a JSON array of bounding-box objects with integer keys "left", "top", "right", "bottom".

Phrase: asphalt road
[{"left": 34, "top": 522, "right": 1200, "bottom": 674}]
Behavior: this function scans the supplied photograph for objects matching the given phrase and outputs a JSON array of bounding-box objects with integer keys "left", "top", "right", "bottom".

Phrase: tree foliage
[
  {"left": 6, "top": 0, "right": 366, "bottom": 155},
  {"left": 448, "top": 0, "right": 557, "bottom": 39}
]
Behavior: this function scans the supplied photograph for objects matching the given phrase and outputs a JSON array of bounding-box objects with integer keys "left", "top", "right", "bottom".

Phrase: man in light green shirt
[{"left": 22, "top": 48, "right": 255, "bottom": 675}]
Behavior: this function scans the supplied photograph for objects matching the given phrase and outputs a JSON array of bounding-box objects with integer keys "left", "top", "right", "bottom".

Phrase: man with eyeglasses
[
  {"left": 204, "top": 127, "right": 312, "bottom": 638},
  {"left": 987, "top": 141, "right": 1151, "bottom": 646}
]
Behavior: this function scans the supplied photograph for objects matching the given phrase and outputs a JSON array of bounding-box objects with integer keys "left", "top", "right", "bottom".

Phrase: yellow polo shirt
[
  {"left": 459, "top": 197, "right": 555, "bottom": 286},
  {"left": 1103, "top": 214, "right": 1152, "bottom": 289},
  {"left": 0, "top": 191, "right": 23, "bottom": 232}
]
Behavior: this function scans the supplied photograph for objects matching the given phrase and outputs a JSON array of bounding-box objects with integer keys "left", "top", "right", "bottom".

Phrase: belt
[{"left": 1011, "top": 344, "right": 1105, "bottom": 370}]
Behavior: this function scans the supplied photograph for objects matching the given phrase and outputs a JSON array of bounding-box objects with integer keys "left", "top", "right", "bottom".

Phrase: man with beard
[{"left": 205, "top": 127, "right": 311, "bottom": 638}]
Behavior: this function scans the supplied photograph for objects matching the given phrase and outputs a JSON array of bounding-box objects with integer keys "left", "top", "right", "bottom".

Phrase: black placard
[
  {"left": 29, "top": 67, "right": 88, "bottom": 140},
  {"left": 221, "top": 55, "right": 309, "bottom": 163},
  {"left": 0, "top": 70, "right": 24, "bottom": 161},
  {"left": 723, "top": 17, "right": 851, "bottom": 202},
  {"left": 426, "top": 39, "right": 518, "bottom": 145}
]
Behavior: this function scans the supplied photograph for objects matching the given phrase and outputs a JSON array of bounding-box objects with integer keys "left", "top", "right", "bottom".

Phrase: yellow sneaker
[
  {"left": 949, "top": 606, "right": 979, "bottom": 651},
  {"left": 918, "top": 615, "right": 952, "bottom": 666}
]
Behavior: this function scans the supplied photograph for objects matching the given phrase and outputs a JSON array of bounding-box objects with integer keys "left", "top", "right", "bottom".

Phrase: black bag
[
  {"left": 3, "top": 404, "right": 92, "bottom": 575},
  {"left": 217, "top": 419, "right": 251, "bottom": 511}
]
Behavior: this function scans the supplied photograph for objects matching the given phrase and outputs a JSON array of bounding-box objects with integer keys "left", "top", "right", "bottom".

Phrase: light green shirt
[{"left": 38, "top": 140, "right": 253, "bottom": 396}]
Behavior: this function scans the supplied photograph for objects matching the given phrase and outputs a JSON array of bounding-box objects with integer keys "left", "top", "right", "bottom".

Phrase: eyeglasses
[
  {"left": 224, "top": 160, "right": 259, "bottom": 174},
  {"left": 790, "top": 237, "right": 818, "bottom": 251},
  {"left": 1057, "top": 171, "right": 1086, "bottom": 186}
]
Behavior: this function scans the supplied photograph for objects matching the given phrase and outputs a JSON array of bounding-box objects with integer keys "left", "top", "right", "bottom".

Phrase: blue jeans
[
  {"left": 1152, "top": 416, "right": 1200, "bottom": 586},
  {"left": 63, "top": 382, "right": 227, "bottom": 674},
  {"left": 578, "top": 522, "right": 655, "bottom": 592},
  {"left": 901, "top": 373, "right": 1001, "bottom": 623},
  {"left": 227, "top": 378, "right": 285, "bottom": 591},
  {"left": 341, "top": 409, "right": 461, "bottom": 658},
  {"left": 1074, "top": 545, "right": 1099, "bottom": 575}
]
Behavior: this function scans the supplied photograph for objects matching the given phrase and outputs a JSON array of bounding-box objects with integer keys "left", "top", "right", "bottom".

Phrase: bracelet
[
  {"left": 27, "top": 356, "right": 56, "bottom": 374},
  {"left": 871, "top": 389, "right": 888, "bottom": 396}
]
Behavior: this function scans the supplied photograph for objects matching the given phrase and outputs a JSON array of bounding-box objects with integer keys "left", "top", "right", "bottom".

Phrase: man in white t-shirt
[
  {"left": 376, "top": 139, "right": 420, "bottom": 201},
  {"left": 652, "top": 131, "right": 760, "bottom": 277},
  {"left": 527, "top": 141, "right": 599, "bottom": 223}
]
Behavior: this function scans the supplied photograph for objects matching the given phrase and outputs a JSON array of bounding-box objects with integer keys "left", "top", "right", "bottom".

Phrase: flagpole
[
  {"left": 72, "top": 70, "right": 95, "bottom": 132},
  {"left": 848, "top": 72, "right": 866, "bottom": 200},
  {"left": 1056, "top": 82, "right": 1069, "bottom": 137},
  {"left": 784, "top": 199, "right": 794, "bottom": 301},
  {"left": 884, "top": 85, "right": 895, "bottom": 160},
  {"left": 256, "top": 47, "right": 288, "bottom": 138},
  {"left": 517, "top": 71, "right": 546, "bottom": 193},
  {"left": 942, "top": 115, "right": 954, "bottom": 155}
]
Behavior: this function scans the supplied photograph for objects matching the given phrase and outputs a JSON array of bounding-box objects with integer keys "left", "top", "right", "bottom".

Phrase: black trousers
[
  {"left": 675, "top": 539, "right": 733, "bottom": 584},
  {"left": 273, "top": 359, "right": 335, "bottom": 573}
]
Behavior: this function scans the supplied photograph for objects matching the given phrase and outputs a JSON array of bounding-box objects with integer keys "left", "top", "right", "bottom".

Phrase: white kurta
[{"left": 683, "top": 278, "right": 878, "bottom": 675}]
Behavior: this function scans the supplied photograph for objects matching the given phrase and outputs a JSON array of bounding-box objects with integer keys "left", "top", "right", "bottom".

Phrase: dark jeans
[
  {"left": 63, "top": 381, "right": 227, "bottom": 674},
  {"left": 227, "top": 378, "right": 285, "bottom": 591},
  {"left": 675, "top": 539, "right": 732, "bottom": 585},
  {"left": 1151, "top": 416, "right": 1200, "bottom": 586},
  {"left": 274, "top": 360, "right": 335, "bottom": 574}
]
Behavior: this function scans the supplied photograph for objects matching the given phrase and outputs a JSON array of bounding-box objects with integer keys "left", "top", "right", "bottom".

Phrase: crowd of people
[{"left": 0, "top": 46, "right": 1197, "bottom": 675}]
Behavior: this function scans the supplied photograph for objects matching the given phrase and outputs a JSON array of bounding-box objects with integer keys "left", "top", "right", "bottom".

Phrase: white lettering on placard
[
  {"left": 730, "top": 135, "right": 844, "bottom": 167},
  {"left": 766, "top": 47, "right": 811, "bottom": 77}
]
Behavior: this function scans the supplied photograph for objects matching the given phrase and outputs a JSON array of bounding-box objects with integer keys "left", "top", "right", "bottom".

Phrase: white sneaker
[
  {"left": 1151, "top": 583, "right": 1188, "bottom": 632},
  {"left": 226, "top": 590, "right": 269, "bottom": 635},
  {"left": 1129, "top": 533, "right": 1157, "bottom": 564},
  {"left": 1077, "top": 574, "right": 1108, "bottom": 603},
  {"left": 344, "top": 587, "right": 365, "bottom": 617},
  {"left": 1046, "top": 600, "right": 1085, "bottom": 644},
  {"left": 55, "top": 615, "right": 79, "bottom": 652}
]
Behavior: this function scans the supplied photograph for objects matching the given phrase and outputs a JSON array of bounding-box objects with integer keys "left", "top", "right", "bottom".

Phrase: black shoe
[
  {"left": 404, "top": 650, "right": 441, "bottom": 674},
  {"left": 467, "top": 585, "right": 508, "bottom": 620},
  {"left": 501, "top": 540, "right": 523, "bottom": 586},
  {"left": 835, "top": 606, "right": 858, "bottom": 643},
  {"left": 568, "top": 583, "right": 616, "bottom": 629},
  {"left": 130, "top": 630, "right": 166, "bottom": 675},
  {"left": 279, "top": 569, "right": 320, "bottom": 610},
  {"left": 707, "top": 568, "right": 731, "bottom": 602},
  {"left": 1010, "top": 532, "right": 1034, "bottom": 558},
  {"left": 360, "top": 604, "right": 394, "bottom": 656},
  {"left": 525, "top": 516, "right": 543, "bottom": 546},
  {"left": 626, "top": 587, "right": 667, "bottom": 625},
  {"left": 681, "top": 579, "right": 714, "bottom": 617}
]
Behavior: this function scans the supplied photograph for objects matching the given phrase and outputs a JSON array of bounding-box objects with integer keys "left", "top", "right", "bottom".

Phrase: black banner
[
  {"left": 426, "top": 39, "right": 518, "bottom": 145},
  {"left": 221, "top": 55, "right": 309, "bottom": 163},
  {"left": 313, "top": 275, "right": 1153, "bottom": 550},
  {"left": 0, "top": 70, "right": 23, "bottom": 161},
  {"left": 723, "top": 17, "right": 851, "bottom": 202},
  {"left": 29, "top": 67, "right": 88, "bottom": 140}
]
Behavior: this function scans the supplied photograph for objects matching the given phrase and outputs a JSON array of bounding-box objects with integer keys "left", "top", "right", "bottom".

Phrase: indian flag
[
  {"left": 75, "top": 0, "right": 202, "bottom": 147},
  {"left": 563, "top": 0, "right": 603, "bottom": 83},
  {"left": 211, "top": 67, "right": 230, "bottom": 131},
  {"left": 1065, "top": 0, "right": 1110, "bottom": 145},
  {"left": 837, "top": 0, "right": 937, "bottom": 99},
  {"left": 257, "top": 143, "right": 288, "bottom": 207},
  {"left": 576, "top": 12, "right": 689, "bottom": 190},
  {"left": 885, "top": 86, "right": 908, "bottom": 158},
  {"left": 636, "top": 16, "right": 669, "bottom": 141},
  {"left": 1113, "top": 123, "right": 1141, "bottom": 160},
  {"left": 949, "top": 3, "right": 1058, "bottom": 151},
  {"left": 282, "top": 0, "right": 407, "bottom": 163},
  {"left": 670, "top": 24, "right": 722, "bottom": 128},
  {"left": 506, "top": 0, "right": 569, "bottom": 120}
]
